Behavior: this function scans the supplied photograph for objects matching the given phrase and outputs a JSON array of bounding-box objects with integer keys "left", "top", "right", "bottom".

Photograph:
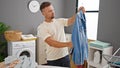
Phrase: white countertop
[{"left": 37, "top": 65, "right": 68, "bottom": 68}]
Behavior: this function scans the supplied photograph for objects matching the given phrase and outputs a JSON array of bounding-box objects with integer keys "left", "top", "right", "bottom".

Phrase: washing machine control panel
[{"left": 10, "top": 41, "right": 35, "bottom": 48}]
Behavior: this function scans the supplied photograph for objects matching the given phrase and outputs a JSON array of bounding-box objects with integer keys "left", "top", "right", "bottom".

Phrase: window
[{"left": 77, "top": 0, "right": 100, "bottom": 40}]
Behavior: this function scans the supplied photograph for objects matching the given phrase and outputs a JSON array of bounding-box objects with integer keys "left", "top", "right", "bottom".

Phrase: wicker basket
[{"left": 4, "top": 30, "right": 22, "bottom": 41}]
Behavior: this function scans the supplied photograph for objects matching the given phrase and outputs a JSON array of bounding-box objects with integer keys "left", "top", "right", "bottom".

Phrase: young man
[{"left": 37, "top": 1, "right": 84, "bottom": 67}]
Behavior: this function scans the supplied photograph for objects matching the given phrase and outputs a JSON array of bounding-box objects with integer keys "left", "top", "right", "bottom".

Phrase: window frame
[{"left": 76, "top": 0, "right": 99, "bottom": 40}]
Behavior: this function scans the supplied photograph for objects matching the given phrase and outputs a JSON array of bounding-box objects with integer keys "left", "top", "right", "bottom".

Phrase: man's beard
[{"left": 51, "top": 16, "right": 54, "bottom": 19}]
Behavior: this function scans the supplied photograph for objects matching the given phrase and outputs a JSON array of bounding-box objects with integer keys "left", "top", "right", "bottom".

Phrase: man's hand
[
  {"left": 67, "top": 6, "right": 86, "bottom": 26},
  {"left": 67, "top": 42, "right": 73, "bottom": 48},
  {"left": 78, "top": 6, "right": 86, "bottom": 13}
]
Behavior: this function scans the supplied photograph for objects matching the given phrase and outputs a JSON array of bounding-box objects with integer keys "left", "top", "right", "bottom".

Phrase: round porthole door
[{"left": 16, "top": 48, "right": 34, "bottom": 58}]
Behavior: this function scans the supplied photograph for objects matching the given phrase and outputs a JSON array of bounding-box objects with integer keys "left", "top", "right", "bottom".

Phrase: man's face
[{"left": 42, "top": 5, "right": 55, "bottom": 19}]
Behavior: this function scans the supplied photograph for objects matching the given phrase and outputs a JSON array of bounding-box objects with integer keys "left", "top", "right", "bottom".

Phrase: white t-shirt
[{"left": 37, "top": 18, "right": 69, "bottom": 60}]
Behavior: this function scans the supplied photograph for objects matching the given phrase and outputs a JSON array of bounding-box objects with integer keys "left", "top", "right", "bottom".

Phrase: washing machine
[{"left": 7, "top": 40, "right": 36, "bottom": 60}]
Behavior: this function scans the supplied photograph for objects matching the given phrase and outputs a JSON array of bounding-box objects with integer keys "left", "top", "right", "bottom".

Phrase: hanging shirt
[{"left": 71, "top": 10, "right": 88, "bottom": 65}]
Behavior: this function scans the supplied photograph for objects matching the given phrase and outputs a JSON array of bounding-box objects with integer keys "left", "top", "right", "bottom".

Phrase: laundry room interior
[{"left": 0, "top": 0, "right": 120, "bottom": 68}]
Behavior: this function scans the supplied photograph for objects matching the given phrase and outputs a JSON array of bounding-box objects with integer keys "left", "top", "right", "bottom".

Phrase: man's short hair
[{"left": 40, "top": 2, "right": 51, "bottom": 12}]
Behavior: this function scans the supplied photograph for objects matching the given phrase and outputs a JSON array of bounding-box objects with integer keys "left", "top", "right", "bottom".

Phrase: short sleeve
[
  {"left": 58, "top": 18, "right": 68, "bottom": 26},
  {"left": 37, "top": 25, "right": 51, "bottom": 41}
]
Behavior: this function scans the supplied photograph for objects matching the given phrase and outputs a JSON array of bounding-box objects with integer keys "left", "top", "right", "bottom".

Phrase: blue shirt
[{"left": 71, "top": 10, "right": 88, "bottom": 65}]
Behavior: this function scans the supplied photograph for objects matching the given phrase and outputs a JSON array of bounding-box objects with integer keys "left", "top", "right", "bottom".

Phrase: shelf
[
  {"left": 89, "top": 46, "right": 104, "bottom": 51},
  {"left": 88, "top": 46, "right": 113, "bottom": 68},
  {"left": 89, "top": 61, "right": 105, "bottom": 68}
]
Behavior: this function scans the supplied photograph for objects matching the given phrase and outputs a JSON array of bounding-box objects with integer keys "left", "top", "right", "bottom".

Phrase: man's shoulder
[
  {"left": 37, "top": 23, "right": 46, "bottom": 29},
  {"left": 38, "top": 22, "right": 46, "bottom": 26},
  {"left": 54, "top": 18, "right": 65, "bottom": 20},
  {"left": 54, "top": 18, "right": 67, "bottom": 23}
]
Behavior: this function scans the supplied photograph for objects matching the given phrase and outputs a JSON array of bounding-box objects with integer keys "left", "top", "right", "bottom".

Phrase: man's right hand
[{"left": 67, "top": 42, "right": 73, "bottom": 48}]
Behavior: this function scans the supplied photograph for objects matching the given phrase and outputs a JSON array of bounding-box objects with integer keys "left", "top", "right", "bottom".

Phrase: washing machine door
[{"left": 16, "top": 48, "right": 34, "bottom": 58}]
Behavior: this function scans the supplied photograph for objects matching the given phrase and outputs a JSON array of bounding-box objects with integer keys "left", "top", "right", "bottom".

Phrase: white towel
[
  {"left": 4, "top": 56, "right": 17, "bottom": 64},
  {"left": 21, "top": 56, "right": 30, "bottom": 68},
  {"left": 94, "top": 51, "right": 101, "bottom": 63},
  {"left": 4, "top": 55, "right": 38, "bottom": 68},
  {"left": 14, "top": 58, "right": 23, "bottom": 68}
]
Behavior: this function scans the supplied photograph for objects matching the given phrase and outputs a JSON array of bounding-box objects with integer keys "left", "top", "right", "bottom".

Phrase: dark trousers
[{"left": 44, "top": 55, "right": 70, "bottom": 67}]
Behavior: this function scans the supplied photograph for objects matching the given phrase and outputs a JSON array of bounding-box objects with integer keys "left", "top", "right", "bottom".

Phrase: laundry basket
[
  {"left": 103, "top": 48, "right": 120, "bottom": 67},
  {"left": 4, "top": 30, "right": 22, "bottom": 41}
]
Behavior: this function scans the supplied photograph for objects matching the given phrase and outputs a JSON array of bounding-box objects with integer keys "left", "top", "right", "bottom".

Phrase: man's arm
[
  {"left": 45, "top": 36, "right": 72, "bottom": 48},
  {"left": 67, "top": 6, "right": 86, "bottom": 26},
  {"left": 67, "top": 14, "right": 76, "bottom": 26}
]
